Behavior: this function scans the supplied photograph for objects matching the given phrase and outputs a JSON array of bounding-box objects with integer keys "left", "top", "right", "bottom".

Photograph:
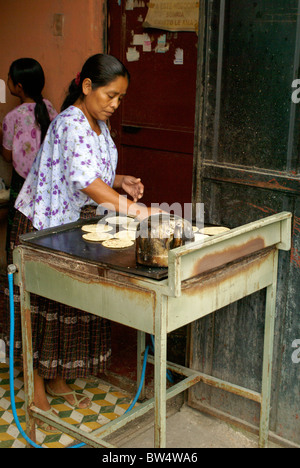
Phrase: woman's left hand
[{"left": 121, "top": 176, "right": 144, "bottom": 202}]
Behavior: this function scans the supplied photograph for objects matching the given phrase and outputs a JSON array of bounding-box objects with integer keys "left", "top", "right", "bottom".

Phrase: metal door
[
  {"left": 190, "top": 0, "right": 300, "bottom": 447},
  {"left": 108, "top": 0, "right": 199, "bottom": 210}
]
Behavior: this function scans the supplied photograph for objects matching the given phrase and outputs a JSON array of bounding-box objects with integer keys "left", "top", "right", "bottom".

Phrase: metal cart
[{"left": 12, "top": 211, "right": 292, "bottom": 448}]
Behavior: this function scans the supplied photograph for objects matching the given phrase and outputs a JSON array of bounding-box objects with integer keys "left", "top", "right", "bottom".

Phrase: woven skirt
[
  {"left": 4, "top": 206, "right": 111, "bottom": 380},
  {"left": 5, "top": 169, "right": 25, "bottom": 257}
]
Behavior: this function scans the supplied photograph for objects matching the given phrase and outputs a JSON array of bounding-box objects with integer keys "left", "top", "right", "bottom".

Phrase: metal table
[{"left": 12, "top": 211, "right": 292, "bottom": 448}]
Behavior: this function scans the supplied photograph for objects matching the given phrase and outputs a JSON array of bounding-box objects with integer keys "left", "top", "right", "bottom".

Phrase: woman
[{"left": 14, "top": 53, "right": 159, "bottom": 431}]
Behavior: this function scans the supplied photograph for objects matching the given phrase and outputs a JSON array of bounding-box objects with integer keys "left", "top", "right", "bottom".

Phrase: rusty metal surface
[{"left": 20, "top": 219, "right": 168, "bottom": 280}]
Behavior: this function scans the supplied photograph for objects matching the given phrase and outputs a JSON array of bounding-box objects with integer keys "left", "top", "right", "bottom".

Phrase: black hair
[
  {"left": 61, "top": 53, "right": 130, "bottom": 112},
  {"left": 9, "top": 58, "right": 51, "bottom": 143}
]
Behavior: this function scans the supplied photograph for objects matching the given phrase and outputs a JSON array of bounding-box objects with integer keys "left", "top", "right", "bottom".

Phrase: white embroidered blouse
[{"left": 15, "top": 106, "right": 118, "bottom": 230}]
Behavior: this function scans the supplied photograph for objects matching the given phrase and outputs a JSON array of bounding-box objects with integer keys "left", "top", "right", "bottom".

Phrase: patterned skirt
[
  {"left": 6, "top": 169, "right": 25, "bottom": 256},
  {"left": 4, "top": 206, "right": 111, "bottom": 380}
]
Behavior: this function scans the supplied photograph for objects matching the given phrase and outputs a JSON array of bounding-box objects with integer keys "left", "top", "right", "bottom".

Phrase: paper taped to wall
[
  {"left": 143, "top": 0, "right": 199, "bottom": 32},
  {"left": 126, "top": 47, "right": 140, "bottom": 62}
]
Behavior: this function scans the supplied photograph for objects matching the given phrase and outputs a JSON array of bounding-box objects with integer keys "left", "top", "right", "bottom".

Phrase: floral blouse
[
  {"left": 2, "top": 100, "right": 57, "bottom": 179},
  {"left": 15, "top": 106, "right": 118, "bottom": 229}
]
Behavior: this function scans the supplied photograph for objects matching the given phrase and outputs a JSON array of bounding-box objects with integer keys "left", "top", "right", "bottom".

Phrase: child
[{"left": 1, "top": 58, "right": 57, "bottom": 256}]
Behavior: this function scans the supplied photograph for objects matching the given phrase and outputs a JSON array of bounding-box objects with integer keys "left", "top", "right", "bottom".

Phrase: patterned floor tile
[{"left": 0, "top": 361, "right": 136, "bottom": 448}]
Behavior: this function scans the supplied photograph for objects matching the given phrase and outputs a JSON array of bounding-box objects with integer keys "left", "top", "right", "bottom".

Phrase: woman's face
[{"left": 83, "top": 75, "right": 128, "bottom": 122}]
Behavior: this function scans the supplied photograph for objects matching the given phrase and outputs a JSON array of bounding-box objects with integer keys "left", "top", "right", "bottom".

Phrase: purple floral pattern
[
  {"left": 15, "top": 106, "right": 118, "bottom": 229},
  {"left": 2, "top": 100, "right": 57, "bottom": 179}
]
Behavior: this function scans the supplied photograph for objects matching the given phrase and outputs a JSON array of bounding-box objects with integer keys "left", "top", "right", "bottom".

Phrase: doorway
[
  {"left": 106, "top": 0, "right": 199, "bottom": 386},
  {"left": 108, "top": 0, "right": 199, "bottom": 209}
]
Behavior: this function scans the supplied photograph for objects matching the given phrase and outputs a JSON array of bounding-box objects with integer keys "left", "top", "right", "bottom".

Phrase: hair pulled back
[
  {"left": 61, "top": 54, "right": 130, "bottom": 112},
  {"left": 9, "top": 58, "right": 51, "bottom": 143}
]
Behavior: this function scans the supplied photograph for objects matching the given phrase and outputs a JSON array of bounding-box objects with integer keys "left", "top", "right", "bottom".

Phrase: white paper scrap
[
  {"left": 174, "top": 48, "right": 184, "bottom": 65},
  {"left": 133, "top": 34, "right": 145, "bottom": 46},
  {"left": 126, "top": 47, "right": 140, "bottom": 62},
  {"left": 126, "top": 0, "right": 134, "bottom": 10}
]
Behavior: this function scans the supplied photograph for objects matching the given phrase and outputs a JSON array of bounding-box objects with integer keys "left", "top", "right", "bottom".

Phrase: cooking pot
[{"left": 136, "top": 213, "right": 194, "bottom": 267}]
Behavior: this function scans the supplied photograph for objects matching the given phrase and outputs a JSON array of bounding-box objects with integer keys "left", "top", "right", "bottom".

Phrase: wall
[
  {"left": 0, "top": 0, "right": 106, "bottom": 271},
  {"left": 0, "top": 0, "right": 106, "bottom": 185}
]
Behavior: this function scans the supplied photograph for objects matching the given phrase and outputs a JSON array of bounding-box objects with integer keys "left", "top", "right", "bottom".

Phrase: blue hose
[
  {"left": 8, "top": 270, "right": 149, "bottom": 449},
  {"left": 150, "top": 335, "right": 174, "bottom": 383},
  {"left": 8, "top": 271, "right": 42, "bottom": 449}
]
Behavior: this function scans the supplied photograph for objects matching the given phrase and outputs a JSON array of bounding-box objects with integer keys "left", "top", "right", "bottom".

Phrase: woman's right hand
[{"left": 130, "top": 204, "right": 166, "bottom": 220}]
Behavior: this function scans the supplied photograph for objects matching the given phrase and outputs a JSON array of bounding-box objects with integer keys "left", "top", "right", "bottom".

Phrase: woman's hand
[{"left": 120, "top": 175, "right": 144, "bottom": 203}]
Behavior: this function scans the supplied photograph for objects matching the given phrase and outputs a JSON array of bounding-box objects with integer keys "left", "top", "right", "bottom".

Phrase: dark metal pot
[{"left": 136, "top": 213, "right": 194, "bottom": 267}]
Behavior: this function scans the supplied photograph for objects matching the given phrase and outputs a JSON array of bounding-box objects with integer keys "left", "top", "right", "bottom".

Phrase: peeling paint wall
[
  {"left": 0, "top": 0, "right": 106, "bottom": 188},
  {"left": 0, "top": 0, "right": 106, "bottom": 269}
]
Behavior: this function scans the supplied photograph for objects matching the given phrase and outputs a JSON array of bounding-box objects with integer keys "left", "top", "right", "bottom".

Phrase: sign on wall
[
  {"left": 143, "top": 0, "right": 199, "bottom": 32},
  {"left": 0, "top": 80, "right": 6, "bottom": 103}
]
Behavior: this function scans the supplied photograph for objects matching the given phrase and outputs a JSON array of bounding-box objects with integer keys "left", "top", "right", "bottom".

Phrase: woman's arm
[
  {"left": 1, "top": 147, "right": 12, "bottom": 163},
  {"left": 0, "top": 122, "right": 12, "bottom": 162},
  {"left": 113, "top": 175, "right": 144, "bottom": 203},
  {"left": 81, "top": 177, "right": 150, "bottom": 219}
]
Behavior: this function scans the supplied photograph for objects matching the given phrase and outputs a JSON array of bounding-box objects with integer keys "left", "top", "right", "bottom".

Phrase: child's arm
[{"left": 0, "top": 123, "right": 12, "bottom": 162}]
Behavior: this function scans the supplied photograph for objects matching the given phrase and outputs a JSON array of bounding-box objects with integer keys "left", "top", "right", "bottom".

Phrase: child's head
[
  {"left": 8, "top": 58, "right": 45, "bottom": 99},
  {"left": 8, "top": 58, "right": 50, "bottom": 143}
]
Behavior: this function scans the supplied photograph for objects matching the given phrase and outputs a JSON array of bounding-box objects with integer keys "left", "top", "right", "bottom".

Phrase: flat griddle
[{"left": 19, "top": 216, "right": 169, "bottom": 280}]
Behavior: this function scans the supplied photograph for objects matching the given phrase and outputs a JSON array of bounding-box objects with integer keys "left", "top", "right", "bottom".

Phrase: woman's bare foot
[{"left": 33, "top": 370, "right": 60, "bottom": 433}]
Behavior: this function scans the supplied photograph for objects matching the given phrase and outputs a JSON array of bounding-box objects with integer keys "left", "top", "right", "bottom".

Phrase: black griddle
[{"left": 19, "top": 217, "right": 168, "bottom": 280}]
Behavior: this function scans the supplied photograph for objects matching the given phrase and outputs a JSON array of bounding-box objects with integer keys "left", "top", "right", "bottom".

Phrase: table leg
[
  {"left": 154, "top": 296, "right": 167, "bottom": 448},
  {"left": 259, "top": 249, "right": 278, "bottom": 448},
  {"left": 137, "top": 331, "right": 146, "bottom": 400},
  {"left": 19, "top": 287, "right": 36, "bottom": 445}
]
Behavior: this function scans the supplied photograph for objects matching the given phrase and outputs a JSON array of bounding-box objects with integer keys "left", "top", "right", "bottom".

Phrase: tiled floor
[
  {"left": 0, "top": 360, "right": 136, "bottom": 448},
  {"left": 0, "top": 277, "right": 149, "bottom": 448}
]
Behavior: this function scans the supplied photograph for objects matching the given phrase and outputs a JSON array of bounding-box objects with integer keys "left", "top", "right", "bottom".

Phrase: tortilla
[
  {"left": 82, "top": 232, "right": 113, "bottom": 242},
  {"left": 193, "top": 233, "right": 209, "bottom": 242},
  {"left": 114, "top": 230, "right": 136, "bottom": 241},
  {"left": 102, "top": 238, "right": 134, "bottom": 249},
  {"left": 81, "top": 224, "right": 113, "bottom": 233},
  {"left": 125, "top": 220, "right": 139, "bottom": 231},
  {"left": 106, "top": 216, "right": 133, "bottom": 225},
  {"left": 199, "top": 226, "right": 230, "bottom": 236}
]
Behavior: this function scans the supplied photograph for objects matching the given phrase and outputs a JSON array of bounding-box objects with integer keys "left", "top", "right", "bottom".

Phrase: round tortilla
[
  {"left": 81, "top": 223, "right": 113, "bottom": 233},
  {"left": 199, "top": 226, "right": 230, "bottom": 236},
  {"left": 193, "top": 233, "right": 209, "bottom": 242},
  {"left": 82, "top": 232, "right": 113, "bottom": 242},
  {"left": 114, "top": 230, "right": 136, "bottom": 241},
  {"left": 106, "top": 216, "right": 133, "bottom": 225},
  {"left": 126, "top": 221, "right": 139, "bottom": 231},
  {"left": 102, "top": 238, "right": 134, "bottom": 249}
]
